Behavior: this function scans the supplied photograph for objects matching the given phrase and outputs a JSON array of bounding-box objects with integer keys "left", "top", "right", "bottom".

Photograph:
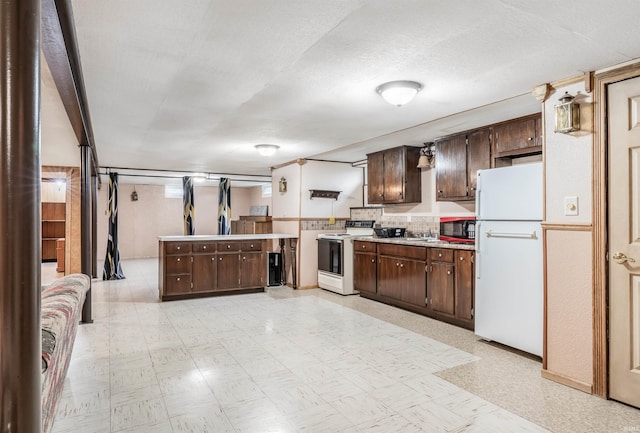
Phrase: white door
[{"left": 609, "top": 75, "right": 640, "bottom": 408}]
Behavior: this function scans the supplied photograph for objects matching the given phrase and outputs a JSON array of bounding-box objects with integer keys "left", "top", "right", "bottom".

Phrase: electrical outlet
[{"left": 564, "top": 196, "right": 578, "bottom": 216}]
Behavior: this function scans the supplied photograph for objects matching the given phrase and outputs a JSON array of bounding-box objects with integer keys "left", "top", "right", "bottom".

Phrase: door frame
[{"left": 593, "top": 62, "right": 640, "bottom": 398}]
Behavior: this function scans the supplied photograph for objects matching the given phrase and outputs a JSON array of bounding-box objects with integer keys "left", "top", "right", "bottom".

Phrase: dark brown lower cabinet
[
  {"left": 159, "top": 239, "right": 266, "bottom": 301},
  {"left": 192, "top": 254, "right": 217, "bottom": 292},
  {"left": 353, "top": 241, "right": 475, "bottom": 330},
  {"left": 241, "top": 252, "right": 264, "bottom": 288},
  {"left": 354, "top": 251, "right": 377, "bottom": 294},
  {"left": 217, "top": 253, "right": 241, "bottom": 290},
  {"left": 454, "top": 250, "right": 474, "bottom": 324}
]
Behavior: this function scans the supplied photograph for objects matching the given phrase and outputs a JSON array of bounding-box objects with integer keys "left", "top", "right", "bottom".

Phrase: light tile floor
[{"left": 50, "top": 259, "right": 640, "bottom": 433}]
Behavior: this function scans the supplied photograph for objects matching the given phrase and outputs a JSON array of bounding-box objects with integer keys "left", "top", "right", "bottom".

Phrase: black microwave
[{"left": 439, "top": 217, "right": 476, "bottom": 244}]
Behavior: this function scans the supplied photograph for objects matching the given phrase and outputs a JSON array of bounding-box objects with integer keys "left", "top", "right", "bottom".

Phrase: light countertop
[
  {"left": 158, "top": 233, "right": 297, "bottom": 242},
  {"left": 355, "top": 236, "right": 475, "bottom": 251}
]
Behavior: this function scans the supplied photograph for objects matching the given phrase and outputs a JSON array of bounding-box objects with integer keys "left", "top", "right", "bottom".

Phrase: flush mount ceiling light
[
  {"left": 376, "top": 80, "right": 422, "bottom": 106},
  {"left": 254, "top": 144, "right": 280, "bottom": 156}
]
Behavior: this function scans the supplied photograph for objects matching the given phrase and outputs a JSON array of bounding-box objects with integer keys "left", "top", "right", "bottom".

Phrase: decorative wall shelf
[{"left": 309, "top": 189, "right": 341, "bottom": 200}]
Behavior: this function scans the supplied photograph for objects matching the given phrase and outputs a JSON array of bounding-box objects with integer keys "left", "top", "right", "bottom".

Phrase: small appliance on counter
[
  {"left": 373, "top": 227, "right": 406, "bottom": 238},
  {"left": 439, "top": 217, "right": 475, "bottom": 243}
]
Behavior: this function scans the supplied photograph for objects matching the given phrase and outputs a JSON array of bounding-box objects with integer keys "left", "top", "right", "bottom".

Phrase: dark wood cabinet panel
[
  {"left": 367, "top": 146, "right": 421, "bottom": 205},
  {"left": 467, "top": 128, "right": 491, "bottom": 196},
  {"left": 377, "top": 255, "right": 401, "bottom": 300},
  {"left": 399, "top": 259, "right": 426, "bottom": 306},
  {"left": 165, "top": 275, "right": 192, "bottom": 295},
  {"left": 378, "top": 254, "right": 426, "bottom": 307},
  {"left": 165, "top": 255, "right": 191, "bottom": 275},
  {"left": 493, "top": 114, "right": 542, "bottom": 158},
  {"left": 454, "top": 250, "right": 474, "bottom": 323},
  {"left": 435, "top": 134, "right": 468, "bottom": 201},
  {"left": 354, "top": 252, "right": 377, "bottom": 294},
  {"left": 217, "top": 253, "right": 241, "bottom": 290},
  {"left": 367, "top": 151, "right": 385, "bottom": 204},
  {"left": 428, "top": 262, "right": 455, "bottom": 316},
  {"left": 382, "top": 147, "right": 405, "bottom": 203},
  {"left": 192, "top": 254, "right": 216, "bottom": 292},
  {"left": 240, "top": 252, "right": 264, "bottom": 288}
]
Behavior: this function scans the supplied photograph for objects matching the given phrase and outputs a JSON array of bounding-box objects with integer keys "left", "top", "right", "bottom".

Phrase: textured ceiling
[{"left": 63, "top": 0, "right": 640, "bottom": 178}]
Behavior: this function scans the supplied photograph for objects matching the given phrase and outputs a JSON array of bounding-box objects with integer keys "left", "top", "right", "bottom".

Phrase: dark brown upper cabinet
[
  {"left": 367, "top": 146, "right": 421, "bottom": 205},
  {"left": 435, "top": 128, "right": 491, "bottom": 201},
  {"left": 492, "top": 113, "right": 542, "bottom": 159}
]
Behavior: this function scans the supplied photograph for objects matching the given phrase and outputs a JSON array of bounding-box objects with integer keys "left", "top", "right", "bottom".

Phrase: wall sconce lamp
[
  {"left": 554, "top": 92, "right": 580, "bottom": 133},
  {"left": 376, "top": 80, "right": 422, "bottom": 106},
  {"left": 417, "top": 142, "right": 435, "bottom": 169},
  {"left": 278, "top": 177, "right": 287, "bottom": 193},
  {"left": 131, "top": 187, "right": 138, "bottom": 201}
]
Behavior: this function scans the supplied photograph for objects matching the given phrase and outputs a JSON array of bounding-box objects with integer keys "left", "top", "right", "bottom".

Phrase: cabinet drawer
[
  {"left": 218, "top": 242, "right": 241, "bottom": 252},
  {"left": 378, "top": 244, "right": 426, "bottom": 260},
  {"left": 241, "top": 241, "right": 263, "bottom": 251},
  {"left": 165, "top": 275, "right": 191, "bottom": 294},
  {"left": 165, "top": 255, "right": 191, "bottom": 274},
  {"left": 354, "top": 241, "right": 376, "bottom": 253},
  {"left": 429, "top": 248, "right": 454, "bottom": 262},
  {"left": 166, "top": 242, "right": 192, "bottom": 255},
  {"left": 193, "top": 242, "right": 216, "bottom": 253}
]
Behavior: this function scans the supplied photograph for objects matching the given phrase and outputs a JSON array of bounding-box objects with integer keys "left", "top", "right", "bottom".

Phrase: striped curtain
[
  {"left": 102, "top": 173, "right": 125, "bottom": 280},
  {"left": 183, "top": 176, "right": 195, "bottom": 235},
  {"left": 218, "top": 178, "right": 231, "bottom": 235}
]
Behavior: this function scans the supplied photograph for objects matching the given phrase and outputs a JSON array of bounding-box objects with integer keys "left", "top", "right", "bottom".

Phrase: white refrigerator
[{"left": 475, "top": 162, "right": 543, "bottom": 357}]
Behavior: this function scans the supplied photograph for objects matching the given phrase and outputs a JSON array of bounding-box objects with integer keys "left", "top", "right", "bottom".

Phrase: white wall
[
  {"left": 97, "top": 183, "right": 267, "bottom": 259},
  {"left": 544, "top": 83, "right": 593, "bottom": 223},
  {"left": 272, "top": 163, "right": 302, "bottom": 218},
  {"left": 301, "top": 160, "right": 363, "bottom": 218}
]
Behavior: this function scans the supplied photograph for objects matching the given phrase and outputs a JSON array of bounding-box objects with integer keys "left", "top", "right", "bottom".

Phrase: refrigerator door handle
[
  {"left": 475, "top": 222, "right": 481, "bottom": 280},
  {"left": 485, "top": 230, "right": 538, "bottom": 239}
]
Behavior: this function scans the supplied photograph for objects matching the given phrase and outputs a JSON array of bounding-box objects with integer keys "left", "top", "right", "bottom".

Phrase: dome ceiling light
[
  {"left": 375, "top": 80, "right": 422, "bottom": 107},
  {"left": 254, "top": 144, "right": 280, "bottom": 156}
]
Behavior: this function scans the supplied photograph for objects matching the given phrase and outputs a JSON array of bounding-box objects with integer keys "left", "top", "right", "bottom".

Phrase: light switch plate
[{"left": 564, "top": 196, "right": 578, "bottom": 216}]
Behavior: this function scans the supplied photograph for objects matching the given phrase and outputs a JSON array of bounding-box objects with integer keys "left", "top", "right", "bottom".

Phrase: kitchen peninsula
[{"left": 158, "top": 234, "right": 297, "bottom": 301}]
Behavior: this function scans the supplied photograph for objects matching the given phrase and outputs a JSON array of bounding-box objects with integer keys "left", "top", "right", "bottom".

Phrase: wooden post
[
  {"left": 0, "top": 0, "right": 43, "bottom": 430},
  {"left": 81, "top": 143, "right": 93, "bottom": 323}
]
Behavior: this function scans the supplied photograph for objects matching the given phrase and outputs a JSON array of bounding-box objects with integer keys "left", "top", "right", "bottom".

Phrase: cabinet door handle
[
  {"left": 242, "top": 256, "right": 246, "bottom": 260},
  {"left": 371, "top": 258, "right": 375, "bottom": 263},
  {"left": 203, "top": 245, "right": 207, "bottom": 249},
  {"left": 447, "top": 270, "right": 452, "bottom": 275},
  {"left": 250, "top": 244, "right": 254, "bottom": 248},
  {"left": 400, "top": 263, "right": 404, "bottom": 268},
  {"left": 396, "top": 263, "right": 400, "bottom": 267},
  {"left": 177, "top": 258, "right": 181, "bottom": 262},
  {"left": 219, "top": 257, "right": 223, "bottom": 261},
  {"left": 177, "top": 246, "right": 181, "bottom": 250},
  {"left": 438, "top": 253, "right": 442, "bottom": 257},
  {"left": 460, "top": 256, "right": 464, "bottom": 261},
  {"left": 227, "top": 245, "right": 231, "bottom": 249},
  {"left": 211, "top": 257, "right": 214, "bottom": 261},
  {"left": 176, "top": 277, "right": 180, "bottom": 281},
  {"left": 528, "top": 137, "right": 533, "bottom": 141}
]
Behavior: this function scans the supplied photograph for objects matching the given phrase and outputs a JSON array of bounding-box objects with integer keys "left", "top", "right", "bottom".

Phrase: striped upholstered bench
[{"left": 41, "top": 273, "right": 90, "bottom": 433}]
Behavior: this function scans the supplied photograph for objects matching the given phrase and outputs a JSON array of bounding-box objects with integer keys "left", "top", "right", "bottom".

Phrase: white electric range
[{"left": 317, "top": 220, "right": 375, "bottom": 295}]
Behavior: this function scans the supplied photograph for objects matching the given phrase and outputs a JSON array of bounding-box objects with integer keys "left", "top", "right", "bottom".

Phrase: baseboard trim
[{"left": 541, "top": 369, "right": 593, "bottom": 394}]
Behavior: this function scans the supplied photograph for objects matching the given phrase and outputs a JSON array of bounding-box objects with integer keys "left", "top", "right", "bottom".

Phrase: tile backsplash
[{"left": 350, "top": 208, "right": 439, "bottom": 237}]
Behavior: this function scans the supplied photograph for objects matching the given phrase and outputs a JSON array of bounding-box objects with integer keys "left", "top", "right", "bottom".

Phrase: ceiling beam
[{"left": 41, "top": 0, "right": 100, "bottom": 178}]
